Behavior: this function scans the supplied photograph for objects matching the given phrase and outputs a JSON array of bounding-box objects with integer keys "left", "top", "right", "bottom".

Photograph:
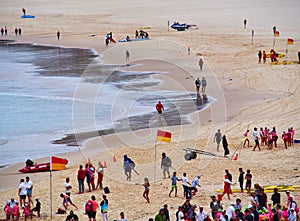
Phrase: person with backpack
[
  {"left": 100, "top": 195, "right": 109, "bottom": 221},
  {"left": 161, "top": 153, "right": 172, "bottom": 179},
  {"left": 86, "top": 195, "right": 99, "bottom": 221}
]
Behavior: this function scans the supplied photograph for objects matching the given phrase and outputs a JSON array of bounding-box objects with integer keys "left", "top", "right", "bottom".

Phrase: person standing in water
[{"left": 156, "top": 101, "right": 164, "bottom": 126}]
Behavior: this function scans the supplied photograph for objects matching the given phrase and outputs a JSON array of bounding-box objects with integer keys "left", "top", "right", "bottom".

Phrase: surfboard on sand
[
  {"left": 118, "top": 38, "right": 150, "bottom": 43},
  {"left": 21, "top": 15, "right": 35, "bottom": 18}
]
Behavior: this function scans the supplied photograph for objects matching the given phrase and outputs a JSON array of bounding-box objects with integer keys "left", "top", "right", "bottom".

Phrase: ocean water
[{"left": 0, "top": 42, "right": 206, "bottom": 167}]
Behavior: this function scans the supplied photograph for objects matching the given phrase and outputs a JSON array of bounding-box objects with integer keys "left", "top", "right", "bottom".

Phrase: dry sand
[{"left": 1, "top": 0, "right": 300, "bottom": 220}]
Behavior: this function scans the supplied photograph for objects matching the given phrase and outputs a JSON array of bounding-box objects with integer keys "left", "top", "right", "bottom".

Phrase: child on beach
[
  {"left": 142, "top": 178, "right": 150, "bottom": 203},
  {"left": 169, "top": 172, "right": 182, "bottom": 197}
]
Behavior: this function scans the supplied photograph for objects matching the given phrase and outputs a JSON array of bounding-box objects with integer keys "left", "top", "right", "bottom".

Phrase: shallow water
[{"left": 0, "top": 41, "right": 209, "bottom": 167}]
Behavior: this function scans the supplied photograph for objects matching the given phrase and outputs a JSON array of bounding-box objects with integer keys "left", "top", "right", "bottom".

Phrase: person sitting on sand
[{"left": 59, "top": 193, "right": 78, "bottom": 210}]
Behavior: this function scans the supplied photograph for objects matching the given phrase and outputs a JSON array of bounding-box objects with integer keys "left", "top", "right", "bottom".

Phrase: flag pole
[
  {"left": 50, "top": 156, "right": 53, "bottom": 219},
  {"left": 154, "top": 138, "right": 157, "bottom": 185}
]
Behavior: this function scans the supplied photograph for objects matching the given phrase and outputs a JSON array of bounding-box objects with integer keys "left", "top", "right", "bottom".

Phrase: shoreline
[{"left": 0, "top": 37, "right": 210, "bottom": 168}]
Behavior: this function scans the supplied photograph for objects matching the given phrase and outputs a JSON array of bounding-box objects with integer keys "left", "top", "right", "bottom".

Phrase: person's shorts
[
  {"left": 157, "top": 110, "right": 162, "bottom": 114},
  {"left": 20, "top": 195, "right": 26, "bottom": 200},
  {"left": 255, "top": 139, "right": 259, "bottom": 145},
  {"left": 64, "top": 198, "right": 72, "bottom": 204},
  {"left": 87, "top": 211, "right": 96, "bottom": 218},
  {"left": 27, "top": 189, "right": 32, "bottom": 197},
  {"left": 189, "top": 187, "right": 197, "bottom": 191},
  {"left": 268, "top": 140, "right": 273, "bottom": 145},
  {"left": 162, "top": 166, "right": 169, "bottom": 172},
  {"left": 171, "top": 184, "right": 177, "bottom": 189}
]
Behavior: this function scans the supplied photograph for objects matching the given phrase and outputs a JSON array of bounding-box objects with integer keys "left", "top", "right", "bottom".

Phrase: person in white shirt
[
  {"left": 253, "top": 127, "right": 261, "bottom": 151},
  {"left": 18, "top": 179, "right": 27, "bottom": 208},
  {"left": 225, "top": 203, "right": 236, "bottom": 220},
  {"left": 288, "top": 208, "right": 297, "bottom": 221},
  {"left": 25, "top": 176, "right": 33, "bottom": 206},
  {"left": 64, "top": 177, "right": 72, "bottom": 196},
  {"left": 177, "top": 206, "right": 185, "bottom": 221},
  {"left": 196, "top": 206, "right": 209, "bottom": 221},
  {"left": 119, "top": 211, "right": 129, "bottom": 221},
  {"left": 182, "top": 173, "right": 192, "bottom": 199}
]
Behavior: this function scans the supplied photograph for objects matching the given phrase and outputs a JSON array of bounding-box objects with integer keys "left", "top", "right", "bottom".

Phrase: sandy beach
[{"left": 1, "top": 0, "right": 300, "bottom": 220}]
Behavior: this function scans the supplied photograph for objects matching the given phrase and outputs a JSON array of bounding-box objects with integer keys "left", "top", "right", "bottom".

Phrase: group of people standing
[
  {"left": 195, "top": 77, "right": 207, "bottom": 94},
  {"left": 5, "top": 176, "right": 41, "bottom": 220},
  {"left": 77, "top": 161, "right": 105, "bottom": 194}
]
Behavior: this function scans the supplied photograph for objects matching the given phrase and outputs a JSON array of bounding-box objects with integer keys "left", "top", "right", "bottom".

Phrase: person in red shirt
[
  {"left": 156, "top": 101, "right": 164, "bottom": 126},
  {"left": 77, "top": 165, "right": 85, "bottom": 194}
]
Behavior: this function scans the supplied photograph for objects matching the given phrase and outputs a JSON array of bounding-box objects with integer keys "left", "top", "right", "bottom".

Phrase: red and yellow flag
[
  {"left": 287, "top": 38, "right": 294, "bottom": 45},
  {"left": 275, "top": 31, "right": 280, "bottom": 37},
  {"left": 156, "top": 130, "right": 171, "bottom": 143},
  {"left": 50, "top": 156, "right": 68, "bottom": 171}
]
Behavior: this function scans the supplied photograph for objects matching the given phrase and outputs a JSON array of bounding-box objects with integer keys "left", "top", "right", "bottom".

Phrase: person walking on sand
[
  {"left": 199, "top": 58, "right": 204, "bottom": 71},
  {"left": 123, "top": 154, "right": 135, "bottom": 181},
  {"left": 214, "top": 129, "right": 222, "bottom": 152},
  {"left": 243, "top": 130, "right": 250, "bottom": 148},
  {"left": 57, "top": 31, "right": 60, "bottom": 40},
  {"left": 156, "top": 101, "right": 164, "bottom": 126},
  {"left": 169, "top": 171, "right": 182, "bottom": 197},
  {"left": 222, "top": 135, "right": 230, "bottom": 157},
  {"left": 142, "top": 178, "right": 150, "bottom": 203},
  {"left": 221, "top": 175, "right": 236, "bottom": 200},
  {"left": 201, "top": 77, "right": 207, "bottom": 93},
  {"left": 243, "top": 19, "right": 247, "bottom": 29},
  {"left": 258, "top": 50, "right": 262, "bottom": 63},
  {"left": 125, "top": 50, "right": 130, "bottom": 62},
  {"left": 161, "top": 152, "right": 171, "bottom": 179},
  {"left": 195, "top": 77, "right": 201, "bottom": 94},
  {"left": 253, "top": 127, "right": 261, "bottom": 151},
  {"left": 22, "top": 8, "right": 26, "bottom": 16}
]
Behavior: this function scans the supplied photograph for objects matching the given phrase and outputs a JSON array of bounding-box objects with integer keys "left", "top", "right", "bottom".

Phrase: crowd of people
[
  {"left": 213, "top": 126, "right": 296, "bottom": 158},
  {"left": 4, "top": 176, "right": 41, "bottom": 220},
  {"left": 149, "top": 168, "right": 299, "bottom": 221}
]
